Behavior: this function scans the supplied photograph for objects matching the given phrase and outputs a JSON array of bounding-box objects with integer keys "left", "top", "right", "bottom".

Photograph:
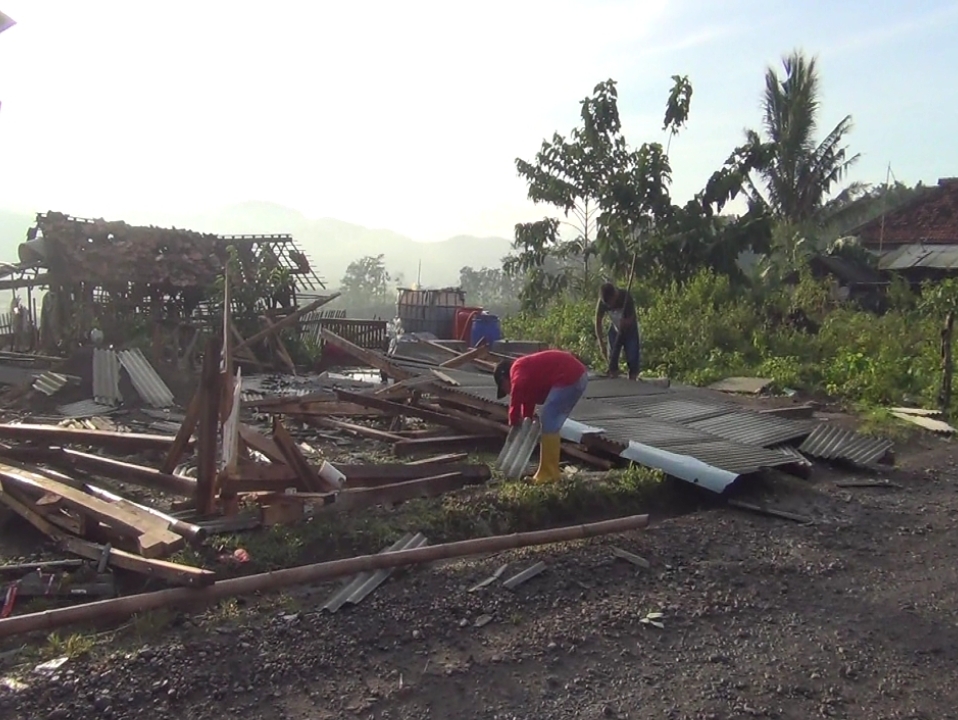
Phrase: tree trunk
[{"left": 939, "top": 311, "right": 955, "bottom": 417}]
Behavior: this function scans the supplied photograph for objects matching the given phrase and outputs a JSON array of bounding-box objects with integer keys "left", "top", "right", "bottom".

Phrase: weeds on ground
[
  {"left": 178, "top": 465, "right": 665, "bottom": 575},
  {"left": 503, "top": 270, "right": 949, "bottom": 416}
]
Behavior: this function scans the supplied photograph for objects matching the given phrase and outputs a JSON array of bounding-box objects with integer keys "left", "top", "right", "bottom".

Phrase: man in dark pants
[{"left": 594, "top": 282, "right": 640, "bottom": 380}]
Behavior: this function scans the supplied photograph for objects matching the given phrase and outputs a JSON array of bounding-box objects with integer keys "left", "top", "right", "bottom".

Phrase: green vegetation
[
  {"left": 493, "top": 50, "right": 953, "bottom": 419},
  {"left": 179, "top": 463, "right": 668, "bottom": 576}
]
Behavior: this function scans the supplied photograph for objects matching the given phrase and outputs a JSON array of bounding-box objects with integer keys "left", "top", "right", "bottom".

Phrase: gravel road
[{"left": 3, "top": 439, "right": 958, "bottom": 720}]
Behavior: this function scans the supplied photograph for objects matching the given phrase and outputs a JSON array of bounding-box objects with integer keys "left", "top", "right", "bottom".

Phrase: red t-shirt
[{"left": 508, "top": 350, "right": 587, "bottom": 426}]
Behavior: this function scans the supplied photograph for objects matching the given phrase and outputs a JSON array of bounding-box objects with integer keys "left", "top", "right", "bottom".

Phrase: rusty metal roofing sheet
[
  {"left": 686, "top": 411, "right": 814, "bottom": 448},
  {"left": 117, "top": 348, "right": 174, "bottom": 408},
  {"left": 56, "top": 399, "right": 116, "bottom": 419},
  {"left": 798, "top": 424, "right": 893, "bottom": 466},
  {"left": 93, "top": 348, "right": 122, "bottom": 405}
]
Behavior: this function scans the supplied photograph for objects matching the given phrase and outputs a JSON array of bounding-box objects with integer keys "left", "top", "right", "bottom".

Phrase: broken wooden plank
[
  {"left": 303, "top": 416, "right": 406, "bottom": 443},
  {"left": 235, "top": 294, "right": 340, "bottom": 354},
  {"left": 329, "top": 472, "right": 476, "bottom": 512},
  {"left": 0, "top": 489, "right": 214, "bottom": 587},
  {"left": 238, "top": 424, "right": 288, "bottom": 464},
  {"left": 438, "top": 344, "right": 489, "bottom": 369},
  {"left": 561, "top": 443, "right": 616, "bottom": 470},
  {"left": 195, "top": 335, "right": 223, "bottom": 515},
  {"left": 161, "top": 388, "right": 202, "bottom": 474},
  {"left": 0, "top": 465, "right": 181, "bottom": 557},
  {"left": 0, "top": 424, "right": 181, "bottom": 453},
  {"left": 405, "top": 453, "right": 469, "bottom": 465},
  {"left": 320, "top": 328, "right": 413, "bottom": 380},
  {"left": 272, "top": 418, "right": 330, "bottom": 492},
  {"left": 0, "top": 445, "right": 196, "bottom": 498},
  {"left": 337, "top": 390, "right": 508, "bottom": 436},
  {"left": 393, "top": 434, "right": 501, "bottom": 456},
  {"left": 223, "top": 461, "right": 491, "bottom": 493}
]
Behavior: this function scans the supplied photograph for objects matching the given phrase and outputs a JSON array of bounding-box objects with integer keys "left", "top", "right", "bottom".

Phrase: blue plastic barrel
[{"left": 470, "top": 312, "right": 502, "bottom": 348}]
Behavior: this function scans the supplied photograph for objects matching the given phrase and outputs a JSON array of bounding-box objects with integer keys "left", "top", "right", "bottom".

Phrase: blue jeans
[
  {"left": 540, "top": 371, "right": 589, "bottom": 434},
  {"left": 608, "top": 326, "right": 640, "bottom": 378}
]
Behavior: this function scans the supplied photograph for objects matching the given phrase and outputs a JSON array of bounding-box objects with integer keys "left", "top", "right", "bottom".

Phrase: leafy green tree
[
  {"left": 339, "top": 254, "right": 391, "bottom": 306},
  {"left": 746, "top": 50, "right": 864, "bottom": 229},
  {"left": 507, "top": 76, "right": 772, "bottom": 308},
  {"left": 459, "top": 265, "right": 523, "bottom": 313}
]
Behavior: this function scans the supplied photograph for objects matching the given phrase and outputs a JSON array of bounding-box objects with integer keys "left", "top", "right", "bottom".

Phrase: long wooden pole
[
  {"left": 0, "top": 513, "right": 649, "bottom": 638},
  {"left": 233, "top": 293, "right": 339, "bottom": 354}
]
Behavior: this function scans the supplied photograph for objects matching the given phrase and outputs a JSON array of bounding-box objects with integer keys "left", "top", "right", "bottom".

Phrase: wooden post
[
  {"left": 940, "top": 311, "right": 955, "bottom": 418},
  {"left": 195, "top": 335, "right": 223, "bottom": 515}
]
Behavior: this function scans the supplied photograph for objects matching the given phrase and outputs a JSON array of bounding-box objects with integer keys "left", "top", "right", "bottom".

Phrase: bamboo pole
[{"left": 0, "top": 513, "right": 649, "bottom": 638}]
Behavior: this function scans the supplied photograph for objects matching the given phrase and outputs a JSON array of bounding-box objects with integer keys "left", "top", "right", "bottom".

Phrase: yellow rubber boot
[{"left": 532, "top": 433, "right": 562, "bottom": 485}]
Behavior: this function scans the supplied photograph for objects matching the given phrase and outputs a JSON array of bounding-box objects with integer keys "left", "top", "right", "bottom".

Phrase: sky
[{"left": 0, "top": 0, "right": 956, "bottom": 242}]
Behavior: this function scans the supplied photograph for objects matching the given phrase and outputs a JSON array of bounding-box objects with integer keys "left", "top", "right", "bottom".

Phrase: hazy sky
[{"left": 1, "top": 1, "right": 956, "bottom": 242}]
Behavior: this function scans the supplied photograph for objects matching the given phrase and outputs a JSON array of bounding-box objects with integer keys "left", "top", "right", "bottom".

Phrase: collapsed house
[{"left": 0, "top": 211, "right": 325, "bottom": 355}]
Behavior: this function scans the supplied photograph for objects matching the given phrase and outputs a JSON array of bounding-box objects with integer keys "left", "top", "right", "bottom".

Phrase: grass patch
[
  {"left": 856, "top": 406, "right": 924, "bottom": 444},
  {"left": 180, "top": 464, "right": 670, "bottom": 577}
]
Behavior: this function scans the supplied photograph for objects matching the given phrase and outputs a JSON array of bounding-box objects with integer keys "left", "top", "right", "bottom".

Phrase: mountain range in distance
[{"left": 0, "top": 201, "right": 515, "bottom": 289}]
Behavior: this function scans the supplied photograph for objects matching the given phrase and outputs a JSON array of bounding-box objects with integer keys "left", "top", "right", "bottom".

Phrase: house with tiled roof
[{"left": 850, "top": 178, "right": 958, "bottom": 281}]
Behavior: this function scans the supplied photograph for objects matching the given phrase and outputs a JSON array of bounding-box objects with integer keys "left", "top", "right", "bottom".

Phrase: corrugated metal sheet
[
  {"left": 93, "top": 348, "right": 122, "bottom": 405},
  {"left": 405, "top": 362, "right": 894, "bottom": 486},
  {"left": 879, "top": 243, "right": 958, "bottom": 271},
  {"left": 593, "top": 416, "right": 717, "bottom": 449},
  {"left": 56, "top": 399, "right": 116, "bottom": 418},
  {"left": 770, "top": 443, "right": 813, "bottom": 467},
  {"left": 33, "top": 372, "right": 69, "bottom": 396},
  {"left": 496, "top": 418, "right": 541, "bottom": 479},
  {"left": 625, "top": 397, "right": 734, "bottom": 424},
  {"left": 581, "top": 377, "right": 673, "bottom": 399},
  {"left": 660, "top": 440, "right": 798, "bottom": 474},
  {"left": 322, "top": 533, "right": 428, "bottom": 612},
  {"left": 117, "top": 349, "right": 174, "bottom": 408},
  {"left": 686, "top": 411, "right": 814, "bottom": 448},
  {"left": 799, "top": 424, "right": 893, "bottom": 466}
]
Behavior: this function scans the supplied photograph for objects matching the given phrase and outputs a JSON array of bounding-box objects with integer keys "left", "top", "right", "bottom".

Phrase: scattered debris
[
  {"left": 502, "top": 561, "right": 548, "bottom": 590},
  {"left": 835, "top": 478, "right": 904, "bottom": 489},
  {"left": 611, "top": 546, "right": 651, "bottom": 569},
  {"left": 727, "top": 499, "right": 813, "bottom": 524},
  {"left": 639, "top": 611, "right": 665, "bottom": 629},
  {"left": 708, "top": 377, "right": 773, "bottom": 395},
  {"left": 468, "top": 563, "right": 509, "bottom": 593}
]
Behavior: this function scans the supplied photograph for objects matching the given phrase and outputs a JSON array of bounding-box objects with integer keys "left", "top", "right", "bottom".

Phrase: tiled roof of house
[{"left": 853, "top": 178, "right": 958, "bottom": 248}]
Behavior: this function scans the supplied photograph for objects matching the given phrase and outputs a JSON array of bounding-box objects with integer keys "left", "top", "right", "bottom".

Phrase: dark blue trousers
[{"left": 608, "top": 326, "right": 641, "bottom": 378}]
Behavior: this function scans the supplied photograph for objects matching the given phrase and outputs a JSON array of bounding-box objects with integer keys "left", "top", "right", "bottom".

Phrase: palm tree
[{"left": 747, "top": 50, "right": 864, "bottom": 229}]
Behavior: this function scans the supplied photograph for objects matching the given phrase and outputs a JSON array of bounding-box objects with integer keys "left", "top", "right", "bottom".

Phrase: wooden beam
[
  {"left": 235, "top": 294, "right": 340, "bottom": 354},
  {"left": 195, "top": 335, "right": 223, "bottom": 515},
  {"left": 0, "top": 424, "right": 181, "bottom": 453},
  {"left": 438, "top": 343, "right": 490, "bottom": 369},
  {"left": 0, "top": 489, "right": 214, "bottom": 587},
  {"left": 302, "top": 416, "right": 405, "bottom": 443},
  {"left": 0, "top": 466, "right": 181, "bottom": 557},
  {"left": 271, "top": 418, "right": 330, "bottom": 492},
  {"left": 161, "top": 389, "right": 201, "bottom": 474},
  {"left": 393, "top": 434, "right": 501, "bottom": 456},
  {"left": 320, "top": 328, "right": 413, "bottom": 380},
  {"left": 237, "top": 424, "right": 288, "bottom": 464}
]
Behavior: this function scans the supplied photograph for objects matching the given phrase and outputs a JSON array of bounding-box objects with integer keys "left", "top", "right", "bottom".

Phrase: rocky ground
[{"left": 3, "top": 429, "right": 958, "bottom": 720}]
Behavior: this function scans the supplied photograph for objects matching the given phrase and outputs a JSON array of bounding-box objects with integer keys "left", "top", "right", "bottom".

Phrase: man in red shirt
[{"left": 493, "top": 350, "right": 589, "bottom": 484}]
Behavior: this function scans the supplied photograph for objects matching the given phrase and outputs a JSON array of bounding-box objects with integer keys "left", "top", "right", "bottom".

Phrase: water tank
[
  {"left": 454, "top": 307, "right": 483, "bottom": 342},
  {"left": 470, "top": 312, "right": 502, "bottom": 348}
]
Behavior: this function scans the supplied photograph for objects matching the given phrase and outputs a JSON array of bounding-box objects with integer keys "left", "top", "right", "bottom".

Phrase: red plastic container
[{"left": 454, "top": 307, "right": 483, "bottom": 342}]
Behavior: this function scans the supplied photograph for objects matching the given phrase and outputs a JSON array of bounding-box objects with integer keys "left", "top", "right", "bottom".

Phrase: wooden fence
[{"left": 300, "top": 317, "right": 388, "bottom": 351}]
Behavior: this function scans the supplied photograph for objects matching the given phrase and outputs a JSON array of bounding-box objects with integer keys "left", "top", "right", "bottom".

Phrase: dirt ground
[{"left": 1, "top": 422, "right": 956, "bottom": 720}]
